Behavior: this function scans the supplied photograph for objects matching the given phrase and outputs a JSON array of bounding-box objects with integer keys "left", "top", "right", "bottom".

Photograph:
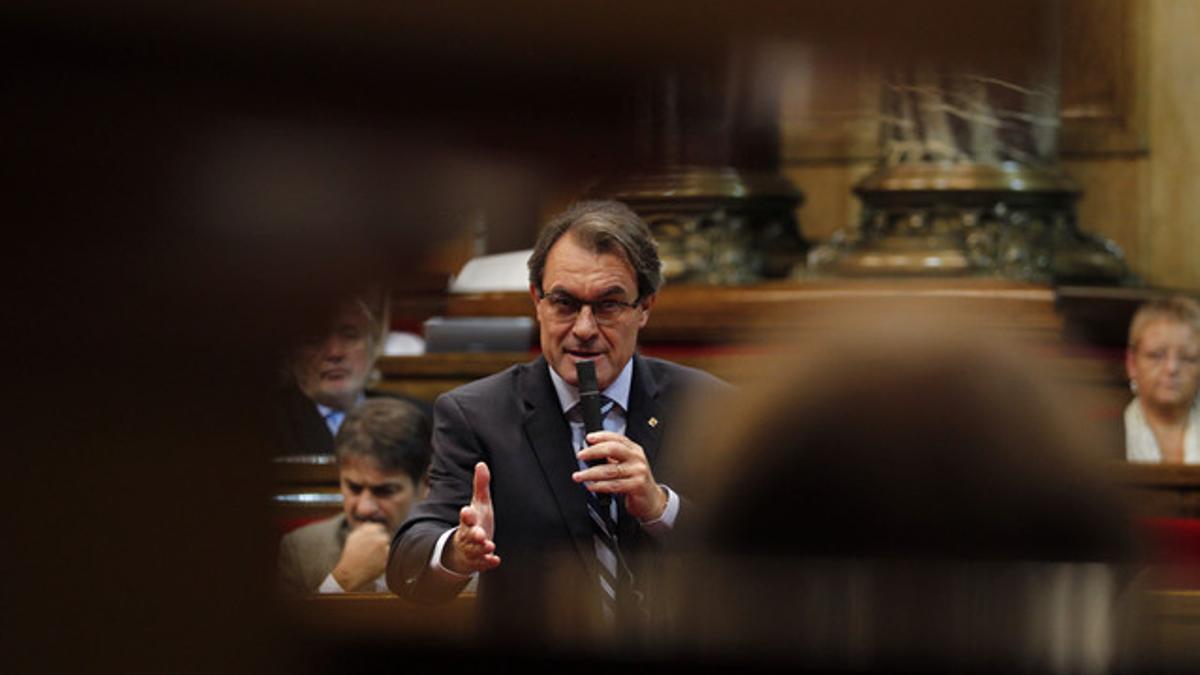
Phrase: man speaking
[{"left": 387, "top": 200, "right": 725, "bottom": 642}]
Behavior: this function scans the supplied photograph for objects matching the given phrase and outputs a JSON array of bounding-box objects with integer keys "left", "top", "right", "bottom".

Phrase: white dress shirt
[{"left": 1125, "top": 397, "right": 1200, "bottom": 464}]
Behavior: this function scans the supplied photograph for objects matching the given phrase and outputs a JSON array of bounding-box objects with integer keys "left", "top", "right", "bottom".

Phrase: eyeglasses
[
  {"left": 537, "top": 290, "right": 642, "bottom": 325},
  {"left": 1137, "top": 347, "right": 1200, "bottom": 369}
]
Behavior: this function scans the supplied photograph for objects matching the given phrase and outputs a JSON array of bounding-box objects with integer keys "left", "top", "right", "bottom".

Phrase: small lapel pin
[{"left": 647, "top": 417, "right": 659, "bottom": 428}]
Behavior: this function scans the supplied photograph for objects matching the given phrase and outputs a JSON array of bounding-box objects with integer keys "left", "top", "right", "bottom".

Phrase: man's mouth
[
  {"left": 565, "top": 349, "right": 602, "bottom": 360},
  {"left": 321, "top": 368, "right": 349, "bottom": 380}
]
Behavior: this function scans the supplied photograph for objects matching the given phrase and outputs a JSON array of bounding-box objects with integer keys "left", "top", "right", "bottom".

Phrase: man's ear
[
  {"left": 529, "top": 284, "right": 541, "bottom": 311},
  {"left": 1125, "top": 347, "right": 1138, "bottom": 382},
  {"left": 419, "top": 472, "right": 431, "bottom": 499},
  {"left": 637, "top": 293, "right": 656, "bottom": 328}
]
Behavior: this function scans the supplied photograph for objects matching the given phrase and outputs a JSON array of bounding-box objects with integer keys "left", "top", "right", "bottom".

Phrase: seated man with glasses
[{"left": 388, "top": 200, "right": 727, "bottom": 647}]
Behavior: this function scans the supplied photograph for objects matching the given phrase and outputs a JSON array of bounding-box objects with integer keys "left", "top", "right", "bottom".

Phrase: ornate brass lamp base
[
  {"left": 807, "top": 162, "right": 1129, "bottom": 283},
  {"left": 588, "top": 165, "right": 806, "bottom": 285}
]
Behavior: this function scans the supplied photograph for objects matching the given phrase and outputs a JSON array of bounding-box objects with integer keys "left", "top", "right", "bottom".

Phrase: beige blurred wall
[
  {"left": 1141, "top": 0, "right": 1199, "bottom": 290},
  {"left": 782, "top": 0, "right": 1198, "bottom": 291}
]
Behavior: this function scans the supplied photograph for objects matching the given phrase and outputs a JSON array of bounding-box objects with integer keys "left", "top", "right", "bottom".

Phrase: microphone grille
[{"left": 576, "top": 359, "right": 598, "bottom": 394}]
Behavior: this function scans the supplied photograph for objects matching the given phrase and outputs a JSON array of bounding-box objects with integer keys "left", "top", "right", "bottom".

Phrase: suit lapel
[
  {"left": 618, "top": 354, "right": 665, "bottom": 542},
  {"left": 519, "top": 358, "right": 599, "bottom": 574}
]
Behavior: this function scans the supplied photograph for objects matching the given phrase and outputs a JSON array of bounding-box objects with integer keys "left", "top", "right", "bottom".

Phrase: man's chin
[
  {"left": 314, "top": 386, "right": 359, "bottom": 408},
  {"left": 558, "top": 355, "right": 607, "bottom": 385},
  {"left": 349, "top": 518, "right": 392, "bottom": 531}
]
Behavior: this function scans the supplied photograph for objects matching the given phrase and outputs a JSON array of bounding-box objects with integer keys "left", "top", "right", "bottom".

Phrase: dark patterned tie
[{"left": 579, "top": 396, "right": 636, "bottom": 622}]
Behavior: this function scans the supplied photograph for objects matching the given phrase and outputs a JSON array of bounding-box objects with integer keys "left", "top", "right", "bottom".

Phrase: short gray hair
[
  {"left": 1128, "top": 296, "right": 1200, "bottom": 349},
  {"left": 527, "top": 200, "right": 663, "bottom": 301}
]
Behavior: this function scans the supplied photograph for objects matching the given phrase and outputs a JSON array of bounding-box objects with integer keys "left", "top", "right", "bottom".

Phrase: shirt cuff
[
  {"left": 639, "top": 484, "right": 679, "bottom": 538},
  {"left": 317, "top": 572, "right": 345, "bottom": 594},
  {"left": 430, "top": 527, "right": 478, "bottom": 580}
]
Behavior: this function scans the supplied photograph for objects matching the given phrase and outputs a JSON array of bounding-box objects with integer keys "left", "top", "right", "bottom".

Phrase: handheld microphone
[
  {"left": 575, "top": 359, "right": 611, "bottom": 509},
  {"left": 576, "top": 359, "right": 605, "bottom": 458}
]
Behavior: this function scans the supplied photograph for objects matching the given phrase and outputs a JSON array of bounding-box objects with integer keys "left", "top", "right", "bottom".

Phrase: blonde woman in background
[{"left": 1125, "top": 296, "right": 1200, "bottom": 464}]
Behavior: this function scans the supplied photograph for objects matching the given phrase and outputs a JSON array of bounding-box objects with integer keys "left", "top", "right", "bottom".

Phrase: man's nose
[
  {"left": 571, "top": 305, "right": 599, "bottom": 338},
  {"left": 321, "top": 335, "right": 348, "bottom": 360},
  {"left": 355, "top": 491, "right": 379, "bottom": 517}
]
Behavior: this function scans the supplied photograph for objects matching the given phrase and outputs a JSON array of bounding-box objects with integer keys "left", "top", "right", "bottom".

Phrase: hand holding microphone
[{"left": 572, "top": 359, "right": 667, "bottom": 522}]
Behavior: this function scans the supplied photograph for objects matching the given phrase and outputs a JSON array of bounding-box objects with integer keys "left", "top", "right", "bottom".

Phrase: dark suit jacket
[
  {"left": 387, "top": 354, "right": 725, "bottom": 641},
  {"left": 272, "top": 383, "right": 433, "bottom": 456}
]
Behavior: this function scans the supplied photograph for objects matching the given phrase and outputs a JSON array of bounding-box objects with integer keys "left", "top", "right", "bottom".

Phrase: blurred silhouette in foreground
[
  {"left": 1124, "top": 296, "right": 1200, "bottom": 465},
  {"left": 650, "top": 303, "right": 1144, "bottom": 673}
]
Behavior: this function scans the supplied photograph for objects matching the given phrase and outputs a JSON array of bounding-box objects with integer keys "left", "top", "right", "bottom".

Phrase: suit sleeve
[
  {"left": 387, "top": 391, "right": 487, "bottom": 603},
  {"left": 276, "top": 532, "right": 311, "bottom": 595}
]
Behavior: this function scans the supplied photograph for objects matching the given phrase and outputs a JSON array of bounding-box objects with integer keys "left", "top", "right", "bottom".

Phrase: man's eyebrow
[
  {"left": 365, "top": 481, "right": 405, "bottom": 490},
  {"left": 596, "top": 285, "right": 630, "bottom": 298},
  {"left": 546, "top": 285, "right": 630, "bottom": 299}
]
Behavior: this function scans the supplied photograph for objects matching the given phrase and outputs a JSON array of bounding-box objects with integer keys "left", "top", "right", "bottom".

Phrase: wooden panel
[
  {"left": 438, "top": 279, "right": 1064, "bottom": 345},
  {"left": 1139, "top": 591, "right": 1200, "bottom": 665},
  {"left": 272, "top": 456, "right": 342, "bottom": 529},
  {"left": 1060, "top": 156, "right": 1149, "bottom": 280},
  {"left": 1143, "top": 0, "right": 1200, "bottom": 291},
  {"left": 776, "top": 1, "right": 1148, "bottom": 161},
  {"left": 783, "top": 160, "right": 876, "bottom": 244},
  {"left": 1059, "top": 0, "right": 1149, "bottom": 154},
  {"left": 374, "top": 284, "right": 1170, "bottom": 437},
  {"left": 273, "top": 455, "right": 339, "bottom": 486},
  {"left": 377, "top": 352, "right": 533, "bottom": 378},
  {"left": 283, "top": 591, "right": 477, "bottom": 639},
  {"left": 1112, "top": 464, "right": 1200, "bottom": 518},
  {"left": 776, "top": 45, "right": 880, "bottom": 162}
]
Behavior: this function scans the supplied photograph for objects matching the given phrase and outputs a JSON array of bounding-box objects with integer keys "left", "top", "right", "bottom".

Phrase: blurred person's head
[
  {"left": 334, "top": 398, "right": 431, "bottom": 533},
  {"left": 684, "top": 304, "right": 1133, "bottom": 560},
  {"left": 656, "top": 304, "right": 1137, "bottom": 670},
  {"left": 527, "top": 200, "right": 662, "bottom": 390},
  {"left": 290, "top": 297, "right": 382, "bottom": 412},
  {"left": 1125, "top": 296, "right": 1200, "bottom": 416}
]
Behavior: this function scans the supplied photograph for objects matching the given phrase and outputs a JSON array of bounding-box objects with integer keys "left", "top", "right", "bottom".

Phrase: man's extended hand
[
  {"left": 573, "top": 431, "right": 667, "bottom": 522},
  {"left": 331, "top": 522, "right": 390, "bottom": 591},
  {"left": 443, "top": 462, "right": 501, "bottom": 575}
]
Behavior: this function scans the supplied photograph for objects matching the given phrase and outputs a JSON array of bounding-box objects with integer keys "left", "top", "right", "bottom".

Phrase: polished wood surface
[
  {"left": 428, "top": 279, "right": 1067, "bottom": 343},
  {"left": 272, "top": 456, "right": 342, "bottom": 527},
  {"left": 1115, "top": 464, "right": 1200, "bottom": 519},
  {"left": 385, "top": 281, "right": 1162, "bottom": 406},
  {"left": 273, "top": 455, "right": 339, "bottom": 486},
  {"left": 283, "top": 591, "right": 477, "bottom": 639}
]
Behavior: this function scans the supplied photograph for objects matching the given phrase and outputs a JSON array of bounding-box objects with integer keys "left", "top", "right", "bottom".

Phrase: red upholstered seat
[
  {"left": 278, "top": 516, "right": 330, "bottom": 536},
  {"left": 1139, "top": 517, "right": 1200, "bottom": 588}
]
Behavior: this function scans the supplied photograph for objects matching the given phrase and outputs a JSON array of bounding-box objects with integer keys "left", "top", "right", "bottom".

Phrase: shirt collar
[
  {"left": 315, "top": 392, "right": 365, "bottom": 420},
  {"left": 548, "top": 357, "right": 634, "bottom": 416}
]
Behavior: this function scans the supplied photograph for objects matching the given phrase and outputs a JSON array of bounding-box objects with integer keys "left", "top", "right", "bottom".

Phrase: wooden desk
[
  {"left": 1114, "top": 464, "right": 1200, "bottom": 518},
  {"left": 282, "top": 591, "right": 477, "bottom": 640},
  {"left": 273, "top": 455, "right": 341, "bottom": 530},
  {"left": 411, "top": 278, "right": 1069, "bottom": 344},
  {"left": 383, "top": 280, "right": 1156, "bottom": 415}
]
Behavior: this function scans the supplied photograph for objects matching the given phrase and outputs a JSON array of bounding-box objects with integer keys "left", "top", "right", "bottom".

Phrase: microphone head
[{"left": 575, "top": 359, "right": 599, "bottom": 395}]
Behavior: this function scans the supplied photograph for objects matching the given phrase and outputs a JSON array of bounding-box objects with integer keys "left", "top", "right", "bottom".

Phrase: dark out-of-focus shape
[{"left": 652, "top": 303, "right": 1148, "bottom": 672}]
